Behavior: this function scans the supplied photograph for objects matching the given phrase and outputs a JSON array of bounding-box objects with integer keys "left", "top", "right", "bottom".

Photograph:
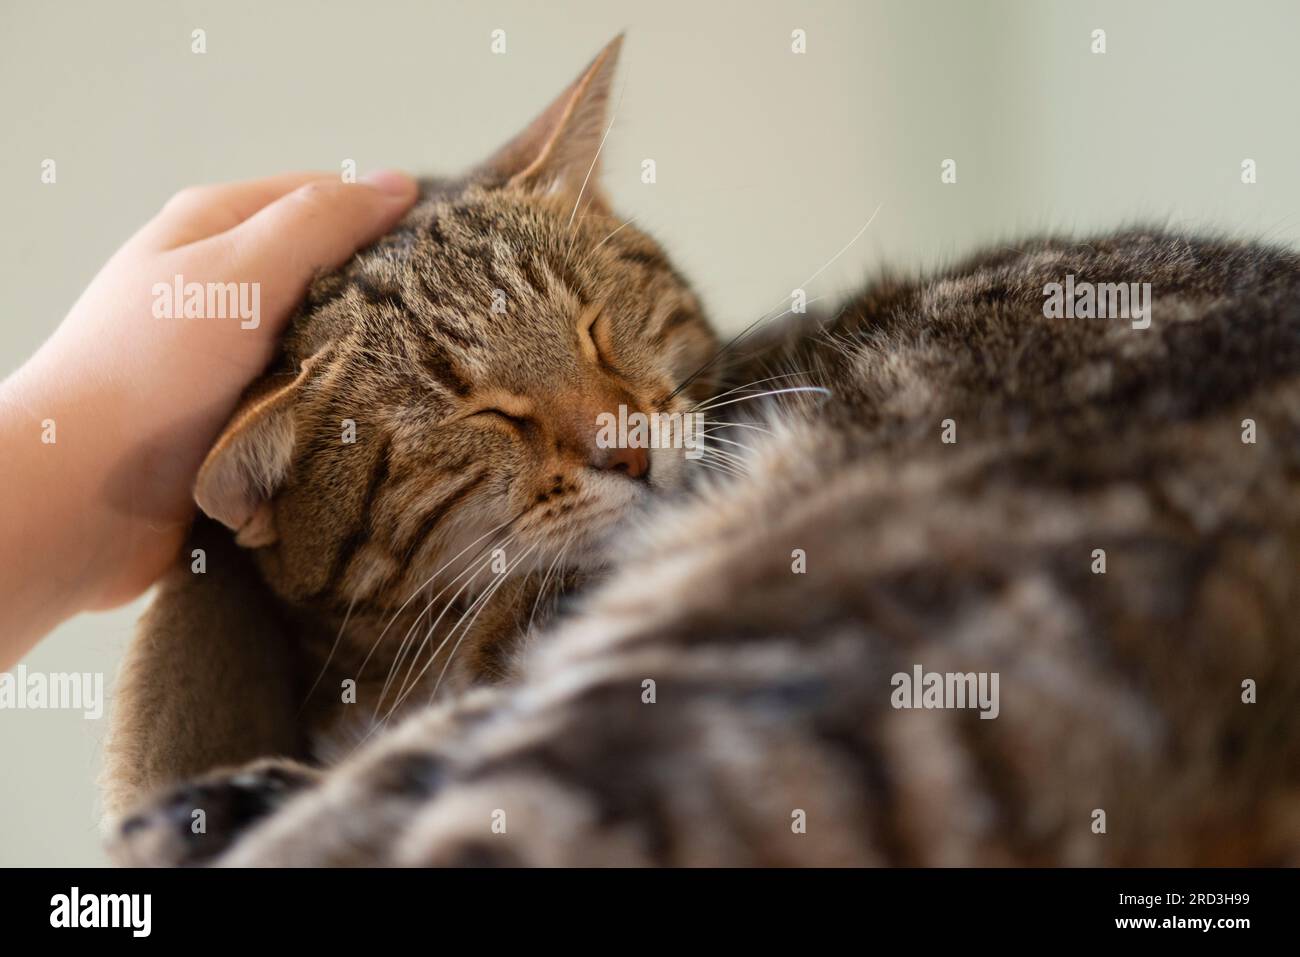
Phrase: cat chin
[
  {"left": 646, "top": 445, "right": 694, "bottom": 491},
  {"left": 526, "top": 503, "right": 643, "bottom": 575},
  {"left": 543, "top": 517, "right": 625, "bottom": 572}
]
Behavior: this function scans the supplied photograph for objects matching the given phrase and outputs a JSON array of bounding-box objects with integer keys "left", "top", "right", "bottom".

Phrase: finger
[
  {"left": 137, "top": 171, "right": 336, "bottom": 249},
  {"left": 216, "top": 171, "right": 419, "bottom": 327}
]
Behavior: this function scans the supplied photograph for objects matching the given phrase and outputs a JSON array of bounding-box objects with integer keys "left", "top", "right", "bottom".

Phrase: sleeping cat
[
  {"left": 105, "top": 37, "right": 1300, "bottom": 866},
  {"left": 102, "top": 36, "right": 717, "bottom": 828}
]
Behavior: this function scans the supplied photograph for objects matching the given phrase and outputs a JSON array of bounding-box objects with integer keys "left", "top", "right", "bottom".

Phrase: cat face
[{"left": 193, "top": 37, "right": 717, "bottom": 614}]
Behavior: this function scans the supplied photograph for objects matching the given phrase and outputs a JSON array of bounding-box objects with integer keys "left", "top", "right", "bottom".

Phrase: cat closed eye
[
  {"left": 583, "top": 310, "right": 628, "bottom": 376},
  {"left": 477, "top": 408, "right": 533, "bottom": 430}
]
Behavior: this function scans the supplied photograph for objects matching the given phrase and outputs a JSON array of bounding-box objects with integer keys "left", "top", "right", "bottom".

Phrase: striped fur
[
  {"left": 106, "top": 42, "right": 1300, "bottom": 866},
  {"left": 113, "top": 227, "right": 1300, "bottom": 866},
  {"left": 102, "top": 38, "right": 718, "bottom": 834}
]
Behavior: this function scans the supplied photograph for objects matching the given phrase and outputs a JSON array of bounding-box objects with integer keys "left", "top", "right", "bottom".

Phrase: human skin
[{"left": 0, "top": 170, "right": 419, "bottom": 669}]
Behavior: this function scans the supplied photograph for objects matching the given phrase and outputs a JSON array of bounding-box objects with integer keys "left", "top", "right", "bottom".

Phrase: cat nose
[{"left": 590, "top": 443, "right": 650, "bottom": 480}]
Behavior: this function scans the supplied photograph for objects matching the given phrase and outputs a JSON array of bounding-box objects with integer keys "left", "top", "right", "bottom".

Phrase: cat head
[{"left": 192, "top": 37, "right": 718, "bottom": 613}]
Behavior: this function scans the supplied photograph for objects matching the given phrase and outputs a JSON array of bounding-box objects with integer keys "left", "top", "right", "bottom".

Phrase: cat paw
[{"left": 107, "top": 758, "right": 319, "bottom": 867}]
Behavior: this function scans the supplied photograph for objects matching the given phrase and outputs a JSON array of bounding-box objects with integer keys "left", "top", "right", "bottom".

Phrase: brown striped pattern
[{"left": 197, "top": 229, "right": 1300, "bottom": 867}]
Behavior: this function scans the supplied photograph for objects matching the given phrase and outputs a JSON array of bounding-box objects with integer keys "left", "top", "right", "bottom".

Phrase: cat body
[
  {"left": 103, "top": 36, "right": 718, "bottom": 832},
  {"left": 104, "top": 39, "right": 1300, "bottom": 866}
]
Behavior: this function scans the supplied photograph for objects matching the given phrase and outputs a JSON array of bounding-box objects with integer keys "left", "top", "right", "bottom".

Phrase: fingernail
[{"left": 361, "top": 168, "right": 416, "bottom": 197}]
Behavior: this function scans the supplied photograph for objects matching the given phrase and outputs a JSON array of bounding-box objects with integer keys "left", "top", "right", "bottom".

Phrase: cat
[
  {"left": 102, "top": 36, "right": 717, "bottom": 839},
  {"left": 104, "top": 37, "right": 1300, "bottom": 866}
]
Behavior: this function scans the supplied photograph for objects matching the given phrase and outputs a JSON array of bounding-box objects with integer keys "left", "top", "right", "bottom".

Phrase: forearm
[{"left": 0, "top": 354, "right": 184, "bottom": 668}]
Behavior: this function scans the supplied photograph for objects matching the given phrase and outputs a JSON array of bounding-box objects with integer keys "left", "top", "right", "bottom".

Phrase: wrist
[{"left": 1, "top": 353, "right": 183, "bottom": 618}]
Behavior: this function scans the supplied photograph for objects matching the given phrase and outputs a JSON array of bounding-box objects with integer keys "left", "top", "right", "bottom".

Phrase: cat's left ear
[
  {"left": 483, "top": 34, "right": 622, "bottom": 214},
  {"left": 193, "top": 355, "right": 321, "bottom": 548}
]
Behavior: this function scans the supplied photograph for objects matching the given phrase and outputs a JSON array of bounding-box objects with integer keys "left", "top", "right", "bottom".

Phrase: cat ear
[
  {"left": 483, "top": 34, "right": 622, "bottom": 212},
  {"left": 194, "top": 356, "right": 319, "bottom": 547}
]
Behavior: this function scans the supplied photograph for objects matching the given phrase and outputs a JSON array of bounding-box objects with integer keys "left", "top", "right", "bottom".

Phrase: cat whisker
[
  {"left": 797, "top": 204, "right": 881, "bottom": 289},
  {"left": 696, "top": 433, "right": 750, "bottom": 451},
  {"left": 563, "top": 80, "right": 625, "bottom": 266},
  {"left": 587, "top": 215, "right": 640, "bottom": 257},
  {"left": 668, "top": 205, "right": 881, "bottom": 401},
  {"left": 698, "top": 421, "right": 775, "bottom": 436},
  {"left": 696, "top": 460, "right": 747, "bottom": 479},
  {"left": 425, "top": 543, "right": 540, "bottom": 707},
  {"left": 299, "top": 595, "right": 357, "bottom": 715},
  {"left": 700, "top": 448, "right": 747, "bottom": 469},
  {"left": 566, "top": 100, "right": 620, "bottom": 234},
  {"left": 693, "top": 386, "right": 832, "bottom": 414},
  {"left": 667, "top": 298, "right": 829, "bottom": 402},
  {"left": 376, "top": 528, "right": 523, "bottom": 718},
  {"left": 386, "top": 534, "right": 538, "bottom": 718},
  {"left": 701, "top": 447, "right": 750, "bottom": 469},
  {"left": 383, "top": 543, "right": 538, "bottom": 720},
  {"left": 547, "top": 541, "right": 574, "bottom": 617},
  {"left": 376, "top": 555, "right": 493, "bottom": 720},
  {"left": 358, "top": 512, "right": 522, "bottom": 683},
  {"left": 695, "top": 448, "right": 748, "bottom": 473},
  {"left": 372, "top": 514, "right": 528, "bottom": 710},
  {"left": 527, "top": 533, "right": 574, "bottom": 636},
  {"left": 686, "top": 371, "right": 814, "bottom": 412},
  {"left": 391, "top": 468, "right": 490, "bottom": 573},
  {"left": 693, "top": 460, "right": 744, "bottom": 480},
  {"left": 667, "top": 302, "right": 805, "bottom": 401},
  {"left": 375, "top": 548, "right": 504, "bottom": 725}
]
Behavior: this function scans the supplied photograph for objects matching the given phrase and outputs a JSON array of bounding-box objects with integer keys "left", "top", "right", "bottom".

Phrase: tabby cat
[{"left": 105, "top": 37, "right": 1300, "bottom": 866}]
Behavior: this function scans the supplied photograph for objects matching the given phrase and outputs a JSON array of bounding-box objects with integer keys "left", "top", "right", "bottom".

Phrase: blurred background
[{"left": 2, "top": 0, "right": 1298, "bottom": 865}]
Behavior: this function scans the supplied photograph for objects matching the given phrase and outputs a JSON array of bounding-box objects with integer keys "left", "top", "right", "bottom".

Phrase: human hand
[{"left": 0, "top": 170, "right": 418, "bottom": 666}]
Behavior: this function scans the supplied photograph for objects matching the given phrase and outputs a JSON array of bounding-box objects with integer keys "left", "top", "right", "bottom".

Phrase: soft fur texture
[
  {"left": 103, "top": 37, "right": 717, "bottom": 833},
  {"left": 105, "top": 39, "right": 1300, "bottom": 866}
]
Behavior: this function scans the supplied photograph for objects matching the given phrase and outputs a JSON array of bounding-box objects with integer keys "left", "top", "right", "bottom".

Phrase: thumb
[{"left": 227, "top": 170, "right": 419, "bottom": 322}]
